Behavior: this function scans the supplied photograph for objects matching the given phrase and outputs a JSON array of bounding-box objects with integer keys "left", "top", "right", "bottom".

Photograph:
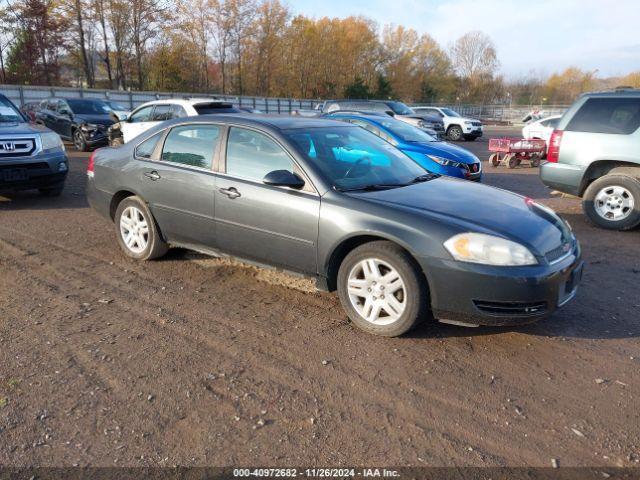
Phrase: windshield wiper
[
  {"left": 337, "top": 183, "right": 408, "bottom": 192},
  {"left": 410, "top": 173, "right": 440, "bottom": 183}
]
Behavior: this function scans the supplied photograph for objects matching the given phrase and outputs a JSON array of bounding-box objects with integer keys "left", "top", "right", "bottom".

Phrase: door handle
[
  {"left": 144, "top": 170, "right": 161, "bottom": 181},
  {"left": 219, "top": 187, "right": 241, "bottom": 199}
]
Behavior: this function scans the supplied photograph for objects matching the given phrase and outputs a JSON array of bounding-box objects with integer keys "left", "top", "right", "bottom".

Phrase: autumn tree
[{"left": 450, "top": 30, "right": 499, "bottom": 101}]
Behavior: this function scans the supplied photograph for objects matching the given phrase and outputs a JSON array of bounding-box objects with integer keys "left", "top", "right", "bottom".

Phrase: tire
[
  {"left": 507, "top": 155, "right": 518, "bottom": 169},
  {"left": 110, "top": 136, "right": 124, "bottom": 147},
  {"left": 73, "top": 129, "right": 89, "bottom": 152},
  {"left": 337, "top": 241, "right": 429, "bottom": 337},
  {"left": 531, "top": 157, "right": 540, "bottom": 168},
  {"left": 489, "top": 153, "right": 500, "bottom": 167},
  {"left": 447, "top": 125, "right": 463, "bottom": 141},
  {"left": 582, "top": 175, "right": 640, "bottom": 231},
  {"left": 38, "top": 184, "right": 64, "bottom": 197},
  {"left": 114, "top": 196, "right": 169, "bottom": 260}
]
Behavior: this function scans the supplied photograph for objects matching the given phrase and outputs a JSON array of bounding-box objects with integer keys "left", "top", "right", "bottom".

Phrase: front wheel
[
  {"left": 337, "top": 241, "right": 429, "bottom": 337},
  {"left": 447, "top": 125, "right": 463, "bottom": 141},
  {"left": 582, "top": 175, "right": 640, "bottom": 230},
  {"left": 114, "top": 196, "right": 169, "bottom": 260},
  {"left": 73, "top": 129, "right": 89, "bottom": 152}
]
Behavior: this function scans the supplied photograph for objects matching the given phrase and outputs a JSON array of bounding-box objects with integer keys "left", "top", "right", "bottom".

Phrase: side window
[
  {"left": 171, "top": 105, "right": 187, "bottom": 118},
  {"left": 47, "top": 100, "right": 58, "bottom": 111},
  {"left": 57, "top": 100, "right": 70, "bottom": 113},
  {"left": 566, "top": 98, "right": 640, "bottom": 134},
  {"left": 151, "top": 105, "right": 172, "bottom": 121},
  {"left": 135, "top": 132, "right": 163, "bottom": 159},
  {"left": 129, "top": 106, "right": 154, "bottom": 123},
  {"left": 161, "top": 124, "right": 219, "bottom": 169},
  {"left": 226, "top": 127, "right": 294, "bottom": 182}
]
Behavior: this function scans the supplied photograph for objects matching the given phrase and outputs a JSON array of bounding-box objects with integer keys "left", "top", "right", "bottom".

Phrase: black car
[
  {"left": 36, "top": 98, "right": 115, "bottom": 151},
  {"left": 0, "top": 94, "right": 69, "bottom": 196},
  {"left": 88, "top": 114, "right": 582, "bottom": 337}
]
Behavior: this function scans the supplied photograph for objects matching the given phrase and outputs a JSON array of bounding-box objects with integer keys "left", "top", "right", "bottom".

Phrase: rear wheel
[
  {"left": 337, "top": 241, "right": 429, "bottom": 337},
  {"left": 447, "top": 125, "right": 463, "bottom": 141},
  {"left": 507, "top": 155, "right": 518, "bottom": 169},
  {"left": 531, "top": 157, "right": 540, "bottom": 168},
  {"left": 114, "top": 196, "right": 168, "bottom": 260},
  {"left": 582, "top": 175, "right": 640, "bottom": 230},
  {"left": 489, "top": 153, "right": 500, "bottom": 167}
]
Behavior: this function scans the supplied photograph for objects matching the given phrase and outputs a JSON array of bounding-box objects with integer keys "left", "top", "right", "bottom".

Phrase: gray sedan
[{"left": 87, "top": 115, "right": 583, "bottom": 337}]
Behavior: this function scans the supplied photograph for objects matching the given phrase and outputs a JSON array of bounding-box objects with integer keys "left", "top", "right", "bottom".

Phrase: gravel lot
[{"left": 0, "top": 126, "right": 639, "bottom": 468}]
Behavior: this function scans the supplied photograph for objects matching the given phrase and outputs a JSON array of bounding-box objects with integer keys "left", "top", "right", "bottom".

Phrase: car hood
[
  {"left": 398, "top": 114, "right": 443, "bottom": 123},
  {"left": 74, "top": 114, "right": 114, "bottom": 126},
  {"left": 352, "top": 177, "right": 568, "bottom": 255},
  {"left": 0, "top": 122, "right": 51, "bottom": 135},
  {"left": 403, "top": 140, "right": 479, "bottom": 164}
]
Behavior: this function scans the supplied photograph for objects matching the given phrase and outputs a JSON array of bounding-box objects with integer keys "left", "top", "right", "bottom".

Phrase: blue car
[{"left": 326, "top": 112, "right": 482, "bottom": 181}]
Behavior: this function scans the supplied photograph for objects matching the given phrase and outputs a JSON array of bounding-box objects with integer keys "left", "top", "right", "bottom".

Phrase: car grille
[
  {"left": 473, "top": 300, "right": 548, "bottom": 316},
  {"left": 0, "top": 137, "right": 37, "bottom": 157},
  {"left": 471, "top": 122, "right": 482, "bottom": 127},
  {"left": 545, "top": 241, "right": 573, "bottom": 263}
]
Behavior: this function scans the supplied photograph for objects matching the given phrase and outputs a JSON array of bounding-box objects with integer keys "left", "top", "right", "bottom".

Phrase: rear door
[
  {"left": 214, "top": 126, "right": 320, "bottom": 273},
  {"left": 135, "top": 123, "right": 221, "bottom": 248}
]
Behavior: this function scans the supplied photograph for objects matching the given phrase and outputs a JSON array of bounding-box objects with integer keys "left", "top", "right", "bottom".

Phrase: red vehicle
[{"left": 488, "top": 137, "right": 546, "bottom": 168}]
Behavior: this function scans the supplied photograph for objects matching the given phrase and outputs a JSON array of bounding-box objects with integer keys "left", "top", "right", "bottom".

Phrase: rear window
[
  {"left": 566, "top": 97, "right": 640, "bottom": 134},
  {"left": 193, "top": 103, "right": 240, "bottom": 115}
]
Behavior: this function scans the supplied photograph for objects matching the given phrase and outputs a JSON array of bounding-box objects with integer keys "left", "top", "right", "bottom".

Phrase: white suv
[
  {"left": 412, "top": 107, "right": 483, "bottom": 141},
  {"left": 120, "top": 99, "right": 240, "bottom": 143}
]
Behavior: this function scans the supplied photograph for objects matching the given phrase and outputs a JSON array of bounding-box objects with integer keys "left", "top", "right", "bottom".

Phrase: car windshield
[
  {"left": 441, "top": 108, "right": 461, "bottom": 117},
  {"left": 376, "top": 118, "right": 437, "bottom": 142},
  {"left": 106, "top": 101, "right": 127, "bottom": 111},
  {"left": 0, "top": 98, "right": 23, "bottom": 123},
  {"left": 284, "top": 126, "right": 428, "bottom": 191},
  {"left": 387, "top": 101, "right": 415, "bottom": 116},
  {"left": 67, "top": 99, "right": 111, "bottom": 115}
]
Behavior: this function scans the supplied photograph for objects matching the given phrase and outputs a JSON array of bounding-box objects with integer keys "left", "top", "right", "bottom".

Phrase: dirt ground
[{"left": 0, "top": 127, "right": 639, "bottom": 469}]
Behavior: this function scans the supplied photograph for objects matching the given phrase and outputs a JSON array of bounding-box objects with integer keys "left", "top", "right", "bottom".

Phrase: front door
[
  {"left": 135, "top": 124, "right": 221, "bottom": 248},
  {"left": 214, "top": 126, "right": 319, "bottom": 274},
  {"left": 123, "top": 105, "right": 156, "bottom": 143}
]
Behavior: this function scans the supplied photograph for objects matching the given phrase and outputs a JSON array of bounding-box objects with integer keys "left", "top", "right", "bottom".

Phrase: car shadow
[{"left": 0, "top": 185, "right": 88, "bottom": 211}]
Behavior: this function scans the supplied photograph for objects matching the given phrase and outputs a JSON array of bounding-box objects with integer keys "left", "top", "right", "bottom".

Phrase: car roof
[
  {"left": 327, "top": 111, "right": 388, "bottom": 118},
  {"left": 157, "top": 114, "right": 350, "bottom": 131},
  {"left": 581, "top": 89, "right": 640, "bottom": 98},
  {"left": 139, "top": 98, "right": 232, "bottom": 107}
]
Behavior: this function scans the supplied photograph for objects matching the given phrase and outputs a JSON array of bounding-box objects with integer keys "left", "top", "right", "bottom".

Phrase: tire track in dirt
[{"left": 1, "top": 225, "right": 613, "bottom": 466}]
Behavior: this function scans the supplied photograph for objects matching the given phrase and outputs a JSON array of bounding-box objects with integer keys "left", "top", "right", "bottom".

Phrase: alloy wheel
[
  {"left": 119, "top": 206, "right": 149, "bottom": 254},
  {"left": 347, "top": 258, "right": 407, "bottom": 325},
  {"left": 594, "top": 185, "right": 635, "bottom": 221}
]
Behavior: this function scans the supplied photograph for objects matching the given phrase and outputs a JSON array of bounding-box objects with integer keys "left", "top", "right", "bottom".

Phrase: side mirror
[
  {"left": 262, "top": 170, "right": 305, "bottom": 189},
  {"left": 385, "top": 110, "right": 395, "bottom": 117}
]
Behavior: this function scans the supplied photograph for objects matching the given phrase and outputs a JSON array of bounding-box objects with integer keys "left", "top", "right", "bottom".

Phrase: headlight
[
  {"left": 40, "top": 131, "right": 64, "bottom": 151},
  {"left": 464, "top": 121, "right": 473, "bottom": 125},
  {"left": 418, "top": 120, "right": 427, "bottom": 128},
  {"left": 444, "top": 233, "right": 538, "bottom": 266},
  {"left": 426, "top": 154, "right": 463, "bottom": 168},
  {"left": 82, "top": 123, "right": 99, "bottom": 131}
]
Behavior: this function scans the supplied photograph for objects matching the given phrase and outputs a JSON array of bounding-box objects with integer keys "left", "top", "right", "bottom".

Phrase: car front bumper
[
  {"left": 419, "top": 245, "right": 583, "bottom": 326},
  {"left": 0, "top": 151, "right": 69, "bottom": 191}
]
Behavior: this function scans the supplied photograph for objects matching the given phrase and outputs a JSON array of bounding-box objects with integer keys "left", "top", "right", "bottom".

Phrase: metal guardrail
[
  {"left": 412, "top": 103, "right": 570, "bottom": 124},
  {"left": 0, "top": 84, "right": 323, "bottom": 114},
  {"left": 1, "top": 84, "right": 570, "bottom": 123}
]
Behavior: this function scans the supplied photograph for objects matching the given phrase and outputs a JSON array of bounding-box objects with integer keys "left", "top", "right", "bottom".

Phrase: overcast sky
[{"left": 291, "top": 0, "right": 640, "bottom": 78}]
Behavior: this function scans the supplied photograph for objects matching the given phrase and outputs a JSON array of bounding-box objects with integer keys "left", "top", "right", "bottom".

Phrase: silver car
[{"left": 540, "top": 90, "right": 640, "bottom": 230}]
